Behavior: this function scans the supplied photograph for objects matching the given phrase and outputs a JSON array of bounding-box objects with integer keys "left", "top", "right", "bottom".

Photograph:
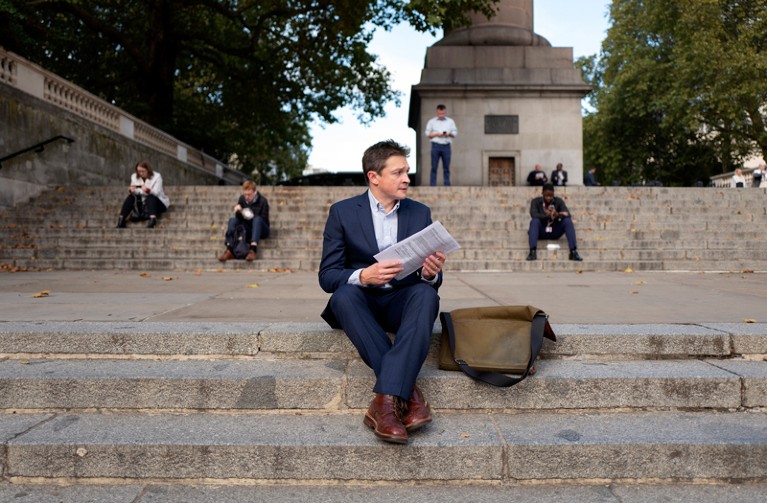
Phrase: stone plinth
[{"left": 408, "top": 1, "right": 591, "bottom": 186}]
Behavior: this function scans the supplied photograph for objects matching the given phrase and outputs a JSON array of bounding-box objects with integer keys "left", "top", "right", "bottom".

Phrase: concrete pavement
[{"left": 1, "top": 269, "right": 765, "bottom": 324}]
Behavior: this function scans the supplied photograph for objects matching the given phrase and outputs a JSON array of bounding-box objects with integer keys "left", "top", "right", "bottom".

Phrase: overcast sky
[{"left": 306, "top": 0, "right": 612, "bottom": 173}]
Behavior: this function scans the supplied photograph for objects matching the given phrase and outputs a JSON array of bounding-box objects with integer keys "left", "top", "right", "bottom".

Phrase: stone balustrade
[{"left": 0, "top": 46, "right": 230, "bottom": 179}]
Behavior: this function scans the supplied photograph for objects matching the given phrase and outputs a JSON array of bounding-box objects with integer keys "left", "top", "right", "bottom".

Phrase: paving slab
[
  {"left": 138, "top": 483, "right": 620, "bottom": 503},
  {"left": 499, "top": 410, "right": 767, "bottom": 480},
  {"left": 703, "top": 323, "right": 767, "bottom": 354},
  {"left": 1, "top": 482, "right": 766, "bottom": 503},
  {"left": 546, "top": 323, "right": 731, "bottom": 356},
  {"left": 0, "top": 359, "right": 345, "bottom": 409},
  {"left": 347, "top": 359, "right": 745, "bottom": 410},
  {"left": 0, "top": 321, "right": 266, "bottom": 355},
  {"left": 1, "top": 270, "right": 766, "bottom": 324},
  {"left": 0, "top": 483, "right": 144, "bottom": 503},
  {"left": 6, "top": 412, "right": 502, "bottom": 481},
  {"left": 707, "top": 360, "right": 767, "bottom": 407}
]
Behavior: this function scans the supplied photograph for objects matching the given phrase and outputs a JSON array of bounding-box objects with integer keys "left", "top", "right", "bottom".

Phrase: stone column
[{"left": 408, "top": 0, "right": 591, "bottom": 186}]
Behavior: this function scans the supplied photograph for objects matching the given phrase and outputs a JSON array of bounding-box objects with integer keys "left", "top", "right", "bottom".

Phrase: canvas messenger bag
[{"left": 439, "top": 305, "right": 556, "bottom": 387}]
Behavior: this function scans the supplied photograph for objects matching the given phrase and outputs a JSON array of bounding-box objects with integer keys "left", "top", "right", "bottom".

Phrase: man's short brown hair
[
  {"left": 242, "top": 180, "right": 257, "bottom": 191},
  {"left": 361, "top": 140, "right": 410, "bottom": 179}
]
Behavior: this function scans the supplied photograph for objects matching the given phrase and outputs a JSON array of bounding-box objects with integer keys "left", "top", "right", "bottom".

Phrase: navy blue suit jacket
[{"left": 319, "top": 191, "right": 443, "bottom": 328}]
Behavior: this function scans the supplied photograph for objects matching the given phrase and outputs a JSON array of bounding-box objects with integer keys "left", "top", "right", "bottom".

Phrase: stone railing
[
  {"left": 710, "top": 168, "right": 762, "bottom": 188},
  {"left": 0, "top": 47, "right": 241, "bottom": 183}
]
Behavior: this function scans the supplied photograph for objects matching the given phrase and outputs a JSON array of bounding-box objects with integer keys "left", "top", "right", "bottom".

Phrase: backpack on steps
[{"left": 226, "top": 223, "right": 251, "bottom": 259}]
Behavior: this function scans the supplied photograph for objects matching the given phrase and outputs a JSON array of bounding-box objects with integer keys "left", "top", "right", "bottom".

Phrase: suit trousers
[
  {"left": 430, "top": 143, "right": 452, "bottom": 186},
  {"left": 529, "top": 217, "right": 578, "bottom": 250},
  {"left": 329, "top": 283, "right": 440, "bottom": 400}
]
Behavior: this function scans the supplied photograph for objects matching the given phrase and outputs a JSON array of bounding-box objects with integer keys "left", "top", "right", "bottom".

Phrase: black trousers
[{"left": 119, "top": 194, "right": 167, "bottom": 219}]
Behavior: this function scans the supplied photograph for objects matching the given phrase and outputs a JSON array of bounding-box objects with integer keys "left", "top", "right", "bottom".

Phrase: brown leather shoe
[
  {"left": 218, "top": 249, "right": 235, "bottom": 262},
  {"left": 402, "top": 385, "right": 432, "bottom": 432},
  {"left": 245, "top": 250, "right": 257, "bottom": 261},
  {"left": 363, "top": 394, "right": 408, "bottom": 444}
]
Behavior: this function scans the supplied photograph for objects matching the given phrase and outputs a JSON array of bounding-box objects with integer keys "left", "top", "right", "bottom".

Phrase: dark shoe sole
[
  {"left": 363, "top": 412, "right": 408, "bottom": 444},
  {"left": 404, "top": 416, "right": 432, "bottom": 432}
]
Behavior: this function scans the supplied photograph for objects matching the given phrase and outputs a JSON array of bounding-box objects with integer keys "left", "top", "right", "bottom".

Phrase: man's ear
[{"left": 366, "top": 171, "right": 378, "bottom": 186}]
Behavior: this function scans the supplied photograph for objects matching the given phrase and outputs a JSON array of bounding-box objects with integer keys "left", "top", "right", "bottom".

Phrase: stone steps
[
  {"left": 2, "top": 186, "right": 767, "bottom": 271},
  {"left": 1, "top": 320, "right": 766, "bottom": 487},
  {"left": 3, "top": 410, "right": 766, "bottom": 482}
]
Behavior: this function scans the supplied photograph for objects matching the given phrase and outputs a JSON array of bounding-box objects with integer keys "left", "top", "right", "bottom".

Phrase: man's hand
[
  {"left": 421, "top": 251, "right": 446, "bottom": 280},
  {"left": 360, "top": 261, "right": 404, "bottom": 287},
  {"left": 234, "top": 204, "right": 243, "bottom": 213}
]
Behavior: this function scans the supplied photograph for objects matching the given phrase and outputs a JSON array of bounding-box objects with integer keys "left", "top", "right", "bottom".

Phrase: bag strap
[{"left": 440, "top": 311, "right": 550, "bottom": 388}]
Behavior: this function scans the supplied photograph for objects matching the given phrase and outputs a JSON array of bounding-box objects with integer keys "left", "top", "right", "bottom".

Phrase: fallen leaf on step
[
  {"left": 633, "top": 281, "right": 646, "bottom": 286},
  {"left": 32, "top": 290, "right": 49, "bottom": 298},
  {"left": 624, "top": 268, "right": 634, "bottom": 273},
  {"left": 744, "top": 319, "right": 757, "bottom": 323},
  {"left": 162, "top": 276, "right": 173, "bottom": 281},
  {"left": 630, "top": 291, "right": 640, "bottom": 294},
  {"left": 194, "top": 268, "right": 202, "bottom": 276},
  {"left": 246, "top": 284, "right": 259, "bottom": 288},
  {"left": 741, "top": 270, "right": 754, "bottom": 274},
  {"left": 19, "top": 361, "right": 30, "bottom": 364},
  {"left": 576, "top": 269, "right": 584, "bottom": 274},
  {"left": 139, "top": 273, "right": 151, "bottom": 278},
  {"left": 460, "top": 433, "right": 471, "bottom": 438}
]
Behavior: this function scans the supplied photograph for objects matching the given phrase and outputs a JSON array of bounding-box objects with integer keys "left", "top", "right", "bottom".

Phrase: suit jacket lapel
[
  {"left": 397, "top": 199, "right": 410, "bottom": 243},
  {"left": 355, "top": 192, "right": 379, "bottom": 254}
]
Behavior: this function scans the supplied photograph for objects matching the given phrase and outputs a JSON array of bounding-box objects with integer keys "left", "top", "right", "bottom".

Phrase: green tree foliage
[
  {"left": 577, "top": 0, "right": 767, "bottom": 187},
  {"left": 1, "top": 0, "right": 495, "bottom": 182}
]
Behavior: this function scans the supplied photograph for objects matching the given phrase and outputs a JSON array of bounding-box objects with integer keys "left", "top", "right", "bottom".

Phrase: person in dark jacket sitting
[
  {"left": 526, "top": 183, "right": 582, "bottom": 261},
  {"left": 526, "top": 164, "right": 548, "bottom": 186},
  {"left": 218, "top": 180, "right": 270, "bottom": 261}
]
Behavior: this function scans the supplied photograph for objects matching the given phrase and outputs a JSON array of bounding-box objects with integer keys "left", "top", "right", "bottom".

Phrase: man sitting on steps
[
  {"left": 526, "top": 183, "right": 583, "bottom": 261},
  {"left": 218, "top": 180, "right": 270, "bottom": 262}
]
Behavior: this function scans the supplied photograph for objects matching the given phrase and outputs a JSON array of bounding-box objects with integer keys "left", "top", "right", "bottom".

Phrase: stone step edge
[
  {"left": 3, "top": 410, "right": 766, "bottom": 482},
  {"left": 0, "top": 357, "right": 763, "bottom": 410},
  {"left": 0, "top": 322, "right": 765, "bottom": 357},
  {"left": 4, "top": 481, "right": 767, "bottom": 503}
]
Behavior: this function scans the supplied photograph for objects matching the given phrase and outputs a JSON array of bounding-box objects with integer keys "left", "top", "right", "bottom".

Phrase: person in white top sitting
[
  {"left": 116, "top": 160, "right": 170, "bottom": 229},
  {"left": 731, "top": 167, "right": 746, "bottom": 188}
]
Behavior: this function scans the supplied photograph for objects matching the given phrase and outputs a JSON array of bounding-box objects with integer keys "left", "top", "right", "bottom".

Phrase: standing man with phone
[{"left": 425, "top": 104, "right": 458, "bottom": 186}]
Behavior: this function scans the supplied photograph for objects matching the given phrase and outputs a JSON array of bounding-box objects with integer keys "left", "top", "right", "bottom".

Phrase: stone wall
[{"left": 0, "top": 84, "right": 223, "bottom": 209}]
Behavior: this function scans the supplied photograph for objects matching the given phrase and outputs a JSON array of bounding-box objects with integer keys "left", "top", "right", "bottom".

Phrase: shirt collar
[{"left": 367, "top": 190, "right": 399, "bottom": 216}]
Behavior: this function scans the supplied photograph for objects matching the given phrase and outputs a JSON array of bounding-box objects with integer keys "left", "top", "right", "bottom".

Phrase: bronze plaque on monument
[{"left": 485, "top": 115, "right": 519, "bottom": 134}]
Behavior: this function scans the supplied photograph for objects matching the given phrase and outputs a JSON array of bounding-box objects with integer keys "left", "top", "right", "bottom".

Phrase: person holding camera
[
  {"left": 218, "top": 180, "right": 270, "bottom": 261},
  {"left": 526, "top": 183, "right": 583, "bottom": 261},
  {"left": 424, "top": 104, "right": 457, "bottom": 186},
  {"left": 116, "top": 160, "right": 169, "bottom": 229}
]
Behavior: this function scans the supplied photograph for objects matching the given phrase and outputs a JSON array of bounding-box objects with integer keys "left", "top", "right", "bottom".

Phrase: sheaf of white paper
[{"left": 373, "top": 221, "right": 461, "bottom": 280}]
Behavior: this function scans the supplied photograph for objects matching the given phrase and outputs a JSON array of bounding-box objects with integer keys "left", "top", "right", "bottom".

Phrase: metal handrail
[{"left": 0, "top": 135, "right": 75, "bottom": 169}]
